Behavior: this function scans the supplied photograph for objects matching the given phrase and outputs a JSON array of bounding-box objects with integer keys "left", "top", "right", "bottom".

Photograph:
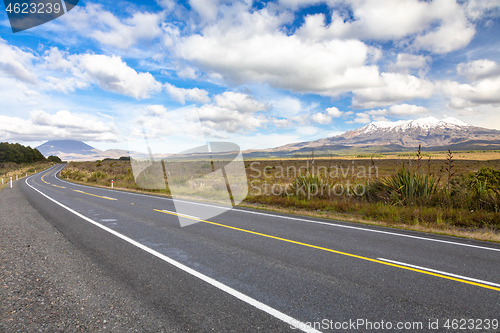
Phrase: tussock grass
[
  {"left": 0, "top": 161, "right": 55, "bottom": 192},
  {"left": 0, "top": 161, "right": 55, "bottom": 184}
]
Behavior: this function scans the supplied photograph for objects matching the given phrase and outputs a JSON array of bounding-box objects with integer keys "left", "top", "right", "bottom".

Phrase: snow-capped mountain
[
  {"left": 356, "top": 117, "right": 469, "bottom": 135},
  {"left": 332, "top": 116, "right": 498, "bottom": 147},
  {"left": 264, "top": 116, "right": 500, "bottom": 153}
]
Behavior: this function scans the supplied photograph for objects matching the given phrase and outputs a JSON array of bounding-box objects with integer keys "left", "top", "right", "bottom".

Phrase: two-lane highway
[{"left": 20, "top": 164, "right": 500, "bottom": 332}]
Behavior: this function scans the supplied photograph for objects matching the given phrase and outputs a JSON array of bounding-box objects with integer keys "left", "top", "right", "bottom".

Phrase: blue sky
[{"left": 1, "top": 0, "right": 500, "bottom": 152}]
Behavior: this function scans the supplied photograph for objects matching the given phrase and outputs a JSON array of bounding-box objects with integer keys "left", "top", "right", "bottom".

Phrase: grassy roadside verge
[
  {"left": 0, "top": 162, "right": 56, "bottom": 192},
  {"left": 242, "top": 196, "right": 500, "bottom": 243},
  {"left": 58, "top": 159, "right": 500, "bottom": 244}
]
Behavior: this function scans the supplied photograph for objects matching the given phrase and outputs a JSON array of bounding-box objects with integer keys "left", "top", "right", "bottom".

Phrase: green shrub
[
  {"left": 89, "top": 171, "right": 108, "bottom": 182},
  {"left": 48, "top": 155, "right": 62, "bottom": 163},
  {"left": 469, "top": 167, "right": 500, "bottom": 190},
  {"left": 381, "top": 164, "right": 439, "bottom": 206}
]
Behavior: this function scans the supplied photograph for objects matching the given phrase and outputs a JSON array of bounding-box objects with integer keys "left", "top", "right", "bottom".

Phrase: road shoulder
[{"left": 0, "top": 182, "right": 175, "bottom": 332}]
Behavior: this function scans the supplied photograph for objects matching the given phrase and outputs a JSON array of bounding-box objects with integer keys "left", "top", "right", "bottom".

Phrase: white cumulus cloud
[
  {"left": 294, "top": 0, "right": 476, "bottom": 54},
  {"left": 77, "top": 54, "right": 162, "bottom": 99},
  {"left": 0, "top": 110, "right": 119, "bottom": 142},
  {"left": 352, "top": 73, "right": 434, "bottom": 109},
  {"left": 441, "top": 77, "right": 500, "bottom": 109},
  {"left": 198, "top": 92, "right": 267, "bottom": 134},
  {"left": 457, "top": 59, "right": 500, "bottom": 81},
  {"left": 189, "top": 0, "right": 220, "bottom": 21},
  {"left": 164, "top": 83, "right": 210, "bottom": 104},
  {"left": 176, "top": 9, "right": 380, "bottom": 96},
  {"left": 59, "top": 4, "right": 164, "bottom": 50},
  {"left": 145, "top": 105, "right": 167, "bottom": 116},
  {"left": 388, "top": 53, "right": 431, "bottom": 76},
  {"left": 311, "top": 107, "right": 343, "bottom": 124},
  {"left": 0, "top": 38, "right": 36, "bottom": 83},
  {"left": 388, "top": 104, "right": 429, "bottom": 116},
  {"left": 462, "top": 0, "right": 500, "bottom": 21}
]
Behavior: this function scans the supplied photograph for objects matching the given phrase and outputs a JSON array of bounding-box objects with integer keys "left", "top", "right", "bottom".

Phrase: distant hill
[
  {"left": 245, "top": 117, "right": 500, "bottom": 157},
  {"left": 36, "top": 140, "right": 130, "bottom": 161},
  {"left": 37, "top": 140, "right": 99, "bottom": 156}
]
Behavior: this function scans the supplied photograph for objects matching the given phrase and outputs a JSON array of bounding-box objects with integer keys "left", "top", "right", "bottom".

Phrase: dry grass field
[
  {"left": 60, "top": 150, "right": 500, "bottom": 242},
  {"left": 0, "top": 161, "right": 55, "bottom": 190}
]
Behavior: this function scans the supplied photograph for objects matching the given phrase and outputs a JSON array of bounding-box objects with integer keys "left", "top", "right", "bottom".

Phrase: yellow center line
[
  {"left": 41, "top": 170, "right": 51, "bottom": 185},
  {"left": 41, "top": 169, "right": 115, "bottom": 200},
  {"left": 154, "top": 209, "right": 500, "bottom": 292},
  {"left": 73, "top": 190, "right": 116, "bottom": 201}
]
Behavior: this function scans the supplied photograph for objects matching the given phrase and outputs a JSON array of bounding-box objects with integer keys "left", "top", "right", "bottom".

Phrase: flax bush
[{"left": 381, "top": 164, "right": 439, "bottom": 206}]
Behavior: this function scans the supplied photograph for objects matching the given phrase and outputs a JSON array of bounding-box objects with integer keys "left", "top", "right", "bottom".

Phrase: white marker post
[
  {"left": 111, "top": 180, "right": 114, "bottom": 188},
  {"left": 16, "top": 175, "right": 18, "bottom": 181},
  {"left": 10, "top": 177, "right": 12, "bottom": 189},
  {"left": 1, "top": 179, "right": 3, "bottom": 185}
]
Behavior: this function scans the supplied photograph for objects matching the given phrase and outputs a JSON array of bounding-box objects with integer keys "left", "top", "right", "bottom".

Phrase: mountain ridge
[
  {"left": 267, "top": 116, "right": 500, "bottom": 152},
  {"left": 36, "top": 140, "right": 129, "bottom": 161},
  {"left": 36, "top": 140, "right": 100, "bottom": 156}
]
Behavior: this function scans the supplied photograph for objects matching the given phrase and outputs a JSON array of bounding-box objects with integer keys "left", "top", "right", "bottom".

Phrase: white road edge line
[
  {"left": 53, "top": 165, "right": 500, "bottom": 253},
  {"left": 25, "top": 174, "right": 321, "bottom": 333},
  {"left": 377, "top": 258, "right": 500, "bottom": 288}
]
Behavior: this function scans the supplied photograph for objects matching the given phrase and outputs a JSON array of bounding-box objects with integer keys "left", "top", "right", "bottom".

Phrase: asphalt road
[{"left": 19, "top": 164, "right": 500, "bottom": 332}]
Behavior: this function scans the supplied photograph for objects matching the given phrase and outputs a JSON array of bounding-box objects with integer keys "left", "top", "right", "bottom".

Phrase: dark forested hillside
[{"left": 0, "top": 142, "right": 46, "bottom": 164}]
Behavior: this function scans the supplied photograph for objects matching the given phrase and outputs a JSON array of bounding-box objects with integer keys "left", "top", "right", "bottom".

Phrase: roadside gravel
[{"left": 0, "top": 183, "right": 175, "bottom": 332}]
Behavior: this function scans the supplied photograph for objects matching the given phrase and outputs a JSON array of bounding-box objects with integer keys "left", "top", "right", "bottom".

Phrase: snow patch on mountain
[{"left": 359, "top": 117, "right": 469, "bottom": 135}]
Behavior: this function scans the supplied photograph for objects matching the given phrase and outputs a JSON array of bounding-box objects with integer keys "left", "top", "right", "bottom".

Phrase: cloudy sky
[{"left": 1, "top": 0, "right": 499, "bottom": 152}]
